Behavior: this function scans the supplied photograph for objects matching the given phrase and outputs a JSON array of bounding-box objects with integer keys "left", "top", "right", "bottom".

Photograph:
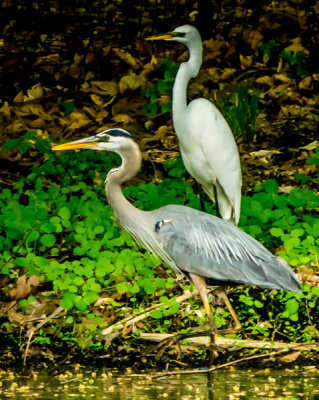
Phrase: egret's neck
[
  {"left": 105, "top": 143, "right": 143, "bottom": 222},
  {"left": 172, "top": 40, "right": 202, "bottom": 129}
]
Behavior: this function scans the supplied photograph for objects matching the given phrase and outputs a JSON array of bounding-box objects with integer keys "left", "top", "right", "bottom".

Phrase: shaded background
[{"left": 1, "top": 0, "right": 318, "bottom": 184}]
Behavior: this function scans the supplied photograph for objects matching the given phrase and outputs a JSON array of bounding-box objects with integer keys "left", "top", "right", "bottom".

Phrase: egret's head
[
  {"left": 52, "top": 128, "right": 134, "bottom": 154},
  {"left": 146, "top": 25, "right": 200, "bottom": 46}
]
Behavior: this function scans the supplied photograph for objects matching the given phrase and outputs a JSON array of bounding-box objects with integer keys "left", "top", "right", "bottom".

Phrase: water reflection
[{"left": 0, "top": 364, "right": 318, "bottom": 399}]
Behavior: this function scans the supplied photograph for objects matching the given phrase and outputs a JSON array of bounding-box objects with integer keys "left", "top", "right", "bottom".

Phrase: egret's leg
[{"left": 213, "top": 185, "right": 221, "bottom": 219}]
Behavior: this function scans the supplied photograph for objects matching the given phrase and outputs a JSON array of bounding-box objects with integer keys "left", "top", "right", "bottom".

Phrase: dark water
[{"left": 0, "top": 365, "right": 318, "bottom": 399}]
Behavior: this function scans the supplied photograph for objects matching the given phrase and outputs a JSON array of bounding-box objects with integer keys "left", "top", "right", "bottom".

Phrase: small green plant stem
[{"left": 2, "top": 226, "right": 37, "bottom": 268}]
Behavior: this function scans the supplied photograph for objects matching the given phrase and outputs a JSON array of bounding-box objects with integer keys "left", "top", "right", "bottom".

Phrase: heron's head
[
  {"left": 52, "top": 128, "right": 134, "bottom": 154},
  {"left": 146, "top": 25, "right": 200, "bottom": 46}
]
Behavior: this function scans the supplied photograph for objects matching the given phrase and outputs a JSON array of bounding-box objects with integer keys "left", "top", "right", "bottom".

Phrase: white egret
[{"left": 146, "top": 25, "right": 242, "bottom": 225}]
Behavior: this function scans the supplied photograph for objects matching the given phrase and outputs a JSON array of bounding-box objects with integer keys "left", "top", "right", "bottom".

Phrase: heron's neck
[
  {"left": 172, "top": 40, "right": 202, "bottom": 128},
  {"left": 105, "top": 143, "right": 143, "bottom": 222}
]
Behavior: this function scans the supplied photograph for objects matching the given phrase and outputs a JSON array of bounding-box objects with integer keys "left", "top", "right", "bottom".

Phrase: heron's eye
[{"left": 100, "top": 135, "right": 109, "bottom": 142}]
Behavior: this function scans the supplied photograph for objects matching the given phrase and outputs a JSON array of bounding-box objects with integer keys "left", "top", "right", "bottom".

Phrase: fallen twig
[
  {"left": 102, "top": 291, "right": 197, "bottom": 336},
  {"left": 148, "top": 346, "right": 301, "bottom": 379},
  {"left": 138, "top": 332, "right": 319, "bottom": 351},
  {"left": 23, "top": 306, "right": 64, "bottom": 366}
]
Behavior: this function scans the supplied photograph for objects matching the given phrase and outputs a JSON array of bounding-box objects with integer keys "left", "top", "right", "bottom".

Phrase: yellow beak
[
  {"left": 145, "top": 32, "right": 175, "bottom": 41},
  {"left": 52, "top": 138, "right": 98, "bottom": 151}
]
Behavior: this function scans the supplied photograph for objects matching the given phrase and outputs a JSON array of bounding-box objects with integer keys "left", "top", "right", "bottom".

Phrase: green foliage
[
  {"left": 151, "top": 296, "right": 180, "bottom": 320},
  {"left": 1, "top": 134, "right": 318, "bottom": 353},
  {"left": 260, "top": 39, "right": 280, "bottom": 61},
  {"left": 281, "top": 50, "right": 308, "bottom": 80},
  {"left": 307, "top": 147, "right": 319, "bottom": 166},
  {"left": 259, "top": 39, "right": 309, "bottom": 84},
  {"left": 142, "top": 59, "right": 178, "bottom": 115},
  {"left": 1, "top": 134, "right": 183, "bottom": 320},
  {"left": 1, "top": 130, "right": 52, "bottom": 155},
  {"left": 219, "top": 85, "right": 261, "bottom": 141},
  {"left": 60, "top": 99, "right": 75, "bottom": 116},
  {"left": 229, "top": 284, "right": 319, "bottom": 342},
  {"left": 241, "top": 179, "right": 319, "bottom": 267}
]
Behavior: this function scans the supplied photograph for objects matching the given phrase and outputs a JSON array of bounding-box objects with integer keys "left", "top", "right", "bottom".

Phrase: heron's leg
[
  {"left": 190, "top": 274, "right": 218, "bottom": 367},
  {"left": 155, "top": 274, "right": 218, "bottom": 365},
  {"left": 216, "top": 288, "right": 242, "bottom": 334}
]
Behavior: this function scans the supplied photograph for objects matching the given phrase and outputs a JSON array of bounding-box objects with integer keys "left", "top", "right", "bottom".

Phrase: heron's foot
[
  {"left": 155, "top": 333, "right": 187, "bottom": 361},
  {"left": 155, "top": 329, "right": 221, "bottom": 361},
  {"left": 216, "top": 321, "right": 242, "bottom": 335}
]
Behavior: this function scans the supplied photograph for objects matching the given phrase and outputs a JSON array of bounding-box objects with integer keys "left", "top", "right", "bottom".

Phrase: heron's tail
[{"left": 263, "top": 257, "right": 302, "bottom": 293}]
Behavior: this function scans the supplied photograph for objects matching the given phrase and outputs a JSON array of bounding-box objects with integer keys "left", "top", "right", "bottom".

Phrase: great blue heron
[
  {"left": 146, "top": 25, "right": 241, "bottom": 225},
  {"left": 53, "top": 128, "right": 301, "bottom": 364}
]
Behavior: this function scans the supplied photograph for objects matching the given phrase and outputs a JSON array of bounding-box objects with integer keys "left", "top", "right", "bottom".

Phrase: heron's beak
[
  {"left": 52, "top": 135, "right": 99, "bottom": 151},
  {"left": 145, "top": 31, "right": 177, "bottom": 41}
]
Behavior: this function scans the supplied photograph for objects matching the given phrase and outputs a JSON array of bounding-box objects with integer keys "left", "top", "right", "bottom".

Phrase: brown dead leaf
[
  {"left": 85, "top": 51, "right": 95, "bottom": 64},
  {"left": 283, "top": 37, "right": 309, "bottom": 55},
  {"left": 267, "top": 83, "right": 290, "bottom": 99},
  {"left": 299, "top": 76, "right": 313, "bottom": 91},
  {"left": 279, "top": 186, "right": 294, "bottom": 194},
  {"left": 300, "top": 141, "right": 319, "bottom": 151},
  {"left": 95, "top": 109, "right": 109, "bottom": 122},
  {"left": 68, "top": 63, "right": 81, "bottom": 79},
  {"left": 90, "top": 94, "right": 104, "bottom": 106},
  {"left": 274, "top": 73, "right": 291, "bottom": 84},
  {"left": 203, "top": 38, "right": 224, "bottom": 61},
  {"left": 94, "top": 297, "right": 111, "bottom": 307},
  {"left": 81, "top": 316, "right": 100, "bottom": 329},
  {"left": 113, "top": 48, "right": 142, "bottom": 69},
  {"left": 141, "top": 54, "right": 160, "bottom": 77},
  {"left": 104, "top": 332, "right": 120, "bottom": 345},
  {"left": 61, "top": 110, "right": 91, "bottom": 131},
  {"left": 219, "top": 68, "right": 237, "bottom": 81},
  {"left": 256, "top": 76, "right": 274, "bottom": 87},
  {"left": 82, "top": 81, "right": 118, "bottom": 97},
  {"left": 158, "top": 94, "right": 170, "bottom": 106},
  {"left": 240, "top": 54, "right": 253, "bottom": 69},
  {"left": 249, "top": 149, "right": 281, "bottom": 163},
  {"left": 10, "top": 275, "right": 28, "bottom": 300},
  {"left": 13, "top": 84, "right": 51, "bottom": 103},
  {"left": 119, "top": 71, "right": 147, "bottom": 93},
  {"left": 9, "top": 275, "right": 41, "bottom": 300},
  {"left": 122, "top": 324, "right": 133, "bottom": 336},
  {"left": 16, "top": 103, "right": 49, "bottom": 118},
  {"left": 112, "top": 113, "right": 133, "bottom": 124},
  {"left": 279, "top": 351, "right": 300, "bottom": 363},
  {"left": 33, "top": 53, "right": 60, "bottom": 65},
  {"left": 93, "top": 81, "right": 118, "bottom": 96},
  {"left": 140, "top": 125, "right": 169, "bottom": 147},
  {"left": 242, "top": 27, "right": 264, "bottom": 52},
  {"left": 8, "top": 308, "right": 27, "bottom": 325},
  {"left": 301, "top": 267, "right": 316, "bottom": 276},
  {"left": 0, "top": 101, "right": 11, "bottom": 118}
]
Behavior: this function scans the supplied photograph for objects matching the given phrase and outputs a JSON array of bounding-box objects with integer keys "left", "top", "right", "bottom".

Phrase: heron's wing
[{"left": 154, "top": 205, "right": 301, "bottom": 293}]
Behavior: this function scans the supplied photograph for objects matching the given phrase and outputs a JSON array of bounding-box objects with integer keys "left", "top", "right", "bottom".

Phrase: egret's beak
[
  {"left": 145, "top": 31, "right": 179, "bottom": 41},
  {"left": 52, "top": 135, "right": 99, "bottom": 151}
]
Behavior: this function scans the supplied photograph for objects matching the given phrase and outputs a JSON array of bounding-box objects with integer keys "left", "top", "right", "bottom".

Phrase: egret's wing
[
  {"left": 186, "top": 99, "right": 242, "bottom": 224},
  {"left": 154, "top": 205, "right": 301, "bottom": 293}
]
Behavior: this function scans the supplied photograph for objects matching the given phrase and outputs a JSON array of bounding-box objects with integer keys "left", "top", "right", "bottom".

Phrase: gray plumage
[
  {"left": 154, "top": 210, "right": 301, "bottom": 292},
  {"left": 53, "top": 129, "right": 301, "bottom": 295}
]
